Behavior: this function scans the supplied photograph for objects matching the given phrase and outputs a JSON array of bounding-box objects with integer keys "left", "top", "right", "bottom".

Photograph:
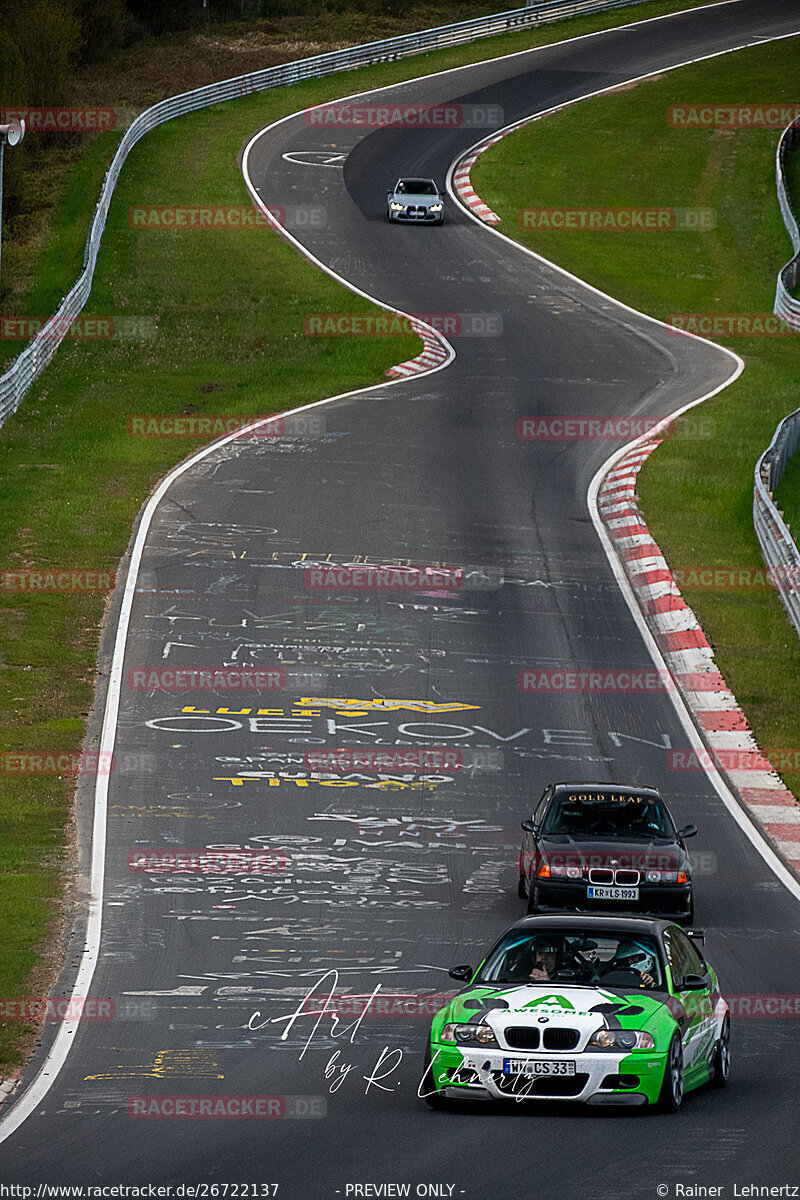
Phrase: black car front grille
[
  {"left": 505, "top": 1027, "right": 540, "bottom": 1049},
  {"left": 543, "top": 1028, "right": 580, "bottom": 1050},
  {"left": 505, "top": 1026, "right": 580, "bottom": 1050}
]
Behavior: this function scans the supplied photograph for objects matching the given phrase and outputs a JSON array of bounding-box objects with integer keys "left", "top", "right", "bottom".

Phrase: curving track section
[{"left": 3, "top": 1, "right": 800, "bottom": 1194}]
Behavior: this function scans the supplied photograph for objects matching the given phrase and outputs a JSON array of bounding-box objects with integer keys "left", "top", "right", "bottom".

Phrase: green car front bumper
[{"left": 428, "top": 1041, "right": 668, "bottom": 1106}]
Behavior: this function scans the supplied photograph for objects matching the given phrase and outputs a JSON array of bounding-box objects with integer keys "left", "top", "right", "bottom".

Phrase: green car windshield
[
  {"left": 542, "top": 790, "right": 676, "bottom": 839},
  {"left": 475, "top": 929, "right": 665, "bottom": 990}
]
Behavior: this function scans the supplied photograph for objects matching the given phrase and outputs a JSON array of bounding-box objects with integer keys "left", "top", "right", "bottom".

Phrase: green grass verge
[
  {"left": 0, "top": 0, "right": 722, "bottom": 1077},
  {"left": 472, "top": 38, "right": 800, "bottom": 796}
]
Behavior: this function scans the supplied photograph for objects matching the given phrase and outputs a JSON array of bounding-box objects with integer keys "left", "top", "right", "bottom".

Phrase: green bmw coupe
[{"left": 423, "top": 915, "right": 730, "bottom": 1110}]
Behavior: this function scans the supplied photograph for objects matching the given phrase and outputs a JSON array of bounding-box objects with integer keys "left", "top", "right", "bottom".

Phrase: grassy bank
[{"left": 472, "top": 38, "right": 800, "bottom": 795}]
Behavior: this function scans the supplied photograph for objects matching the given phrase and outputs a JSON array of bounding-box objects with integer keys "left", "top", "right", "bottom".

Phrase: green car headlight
[
  {"left": 588, "top": 1028, "right": 655, "bottom": 1050},
  {"left": 441, "top": 1022, "right": 498, "bottom": 1047}
]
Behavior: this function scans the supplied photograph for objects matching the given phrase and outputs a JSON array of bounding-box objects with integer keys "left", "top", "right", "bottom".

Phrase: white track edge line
[{"left": 0, "top": 0, "right": 790, "bottom": 1139}]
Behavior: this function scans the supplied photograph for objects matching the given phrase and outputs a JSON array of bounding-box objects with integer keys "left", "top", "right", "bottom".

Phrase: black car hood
[{"left": 538, "top": 835, "right": 687, "bottom": 872}]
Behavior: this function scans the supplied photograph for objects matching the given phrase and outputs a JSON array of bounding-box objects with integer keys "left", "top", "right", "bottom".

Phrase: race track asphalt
[{"left": 2, "top": 2, "right": 800, "bottom": 1194}]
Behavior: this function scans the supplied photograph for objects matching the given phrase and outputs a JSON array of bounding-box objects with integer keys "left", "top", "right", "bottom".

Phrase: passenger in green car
[{"left": 599, "top": 939, "right": 657, "bottom": 988}]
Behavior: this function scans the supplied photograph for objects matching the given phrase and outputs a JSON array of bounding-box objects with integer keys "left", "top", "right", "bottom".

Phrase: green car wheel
[
  {"left": 659, "top": 1034, "right": 684, "bottom": 1111},
  {"left": 712, "top": 1016, "right": 731, "bottom": 1087}
]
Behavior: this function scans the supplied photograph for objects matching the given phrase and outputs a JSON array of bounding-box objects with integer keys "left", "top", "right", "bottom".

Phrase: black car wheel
[
  {"left": 525, "top": 883, "right": 539, "bottom": 915},
  {"left": 517, "top": 873, "right": 527, "bottom": 900},
  {"left": 658, "top": 1033, "right": 684, "bottom": 1112},
  {"left": 711, "top": 1016, "right": 730, "bottom": 1087}
]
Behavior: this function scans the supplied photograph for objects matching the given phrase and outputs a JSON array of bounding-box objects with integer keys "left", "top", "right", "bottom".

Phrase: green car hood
[{"left": 435, "top": 984, "right": 678, "bottom": 1042}]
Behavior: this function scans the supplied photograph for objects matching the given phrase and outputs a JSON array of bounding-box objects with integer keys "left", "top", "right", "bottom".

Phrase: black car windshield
[
  {"left": 475, "top": 929, "right": 664, "bottom": 990},
  {"left": 542, "top": 790, "right": 676, "bottom": 839},
  {"left": 397, "top": 179, "right": 437, "bottom": 195}
]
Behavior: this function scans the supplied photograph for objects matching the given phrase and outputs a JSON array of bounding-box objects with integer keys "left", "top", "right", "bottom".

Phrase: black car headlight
[
  {"left": 644, "top": 869, "right": 689, "bottom": 884},
  {"left": 441, "top": 1022, "right": 498, "bottom": 1047},
  {"left": 588, "top": 1028, "right": 655, "bottom": 1050}
]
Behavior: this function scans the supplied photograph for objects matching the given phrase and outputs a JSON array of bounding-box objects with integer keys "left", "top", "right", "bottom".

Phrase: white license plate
[
  {"left": 587, "top": 885, "right": 639, "bottom": 900},
  {"left": 503, "top": 1059, "right": 576, "bottom": 1077}
]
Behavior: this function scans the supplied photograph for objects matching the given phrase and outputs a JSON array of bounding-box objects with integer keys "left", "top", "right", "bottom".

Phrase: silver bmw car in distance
[{"left": 387, "top": 177, "right": 445, "bottom": 224}]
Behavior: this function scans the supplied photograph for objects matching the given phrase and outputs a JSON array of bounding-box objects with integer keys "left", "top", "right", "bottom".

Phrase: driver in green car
[{"left": 528, "top": 940, "right": 560, "bottom": 982}]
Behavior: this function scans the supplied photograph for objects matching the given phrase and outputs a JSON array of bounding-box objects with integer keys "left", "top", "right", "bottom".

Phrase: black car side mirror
[
  {"left": 682, "top": 973, "right": 707, "bottom": 990},
  {"left": 678, "top": 823, "right": 698, "bottom": 839},
  {"left": 448, "top": 965, "right": 473, "bottom": 982},
  {"left": 521, "top": 819, "right": 536, "bottom": 833}
]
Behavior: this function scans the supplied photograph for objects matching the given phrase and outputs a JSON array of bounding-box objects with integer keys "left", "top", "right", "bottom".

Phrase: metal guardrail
[
  {"left": 755, "top": 118, "right": 800, "bottom": 637},
  {"left": 774, "top": 116, "right": 800, "bottom": 330},
  {"left": 0, "top": 0, "right": 655, "bottom": 431},
  {"left": 754, "top": 407, "right": 800, "bottom": 638}
]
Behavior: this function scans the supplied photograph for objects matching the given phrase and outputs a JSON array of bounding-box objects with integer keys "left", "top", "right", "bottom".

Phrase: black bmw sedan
[{"left": 518, "top": 782, "right": 697, "bottom": 924}]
